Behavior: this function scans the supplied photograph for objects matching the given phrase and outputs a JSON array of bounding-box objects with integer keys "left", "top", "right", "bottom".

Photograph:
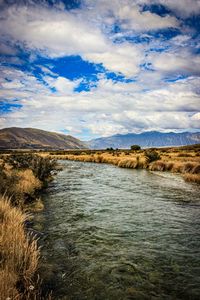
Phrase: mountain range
[
  {"left": 0, "top": 127, "right": 87, "bottom": 150},
  {"left": 0, "top": 127, "right": 200, "bottom": 150},
  {"left": 89, "top": 131, "right": 200, "bottom": 149}
]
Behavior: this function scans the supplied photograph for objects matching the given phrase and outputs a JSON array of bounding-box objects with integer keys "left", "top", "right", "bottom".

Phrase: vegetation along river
[{"left": 35, "top": 160, "right": 200, "bottom": 300}]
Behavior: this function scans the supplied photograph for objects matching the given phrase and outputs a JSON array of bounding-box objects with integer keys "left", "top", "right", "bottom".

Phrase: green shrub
[
  {"left": 131, "top": 145, "right": 141, "bottom": 150},
  {"left": 145, "top": 150, "right": 160, "bottom": 163},
  {"left": 5, "top": 154, "right": 56, "bottom": 182}
]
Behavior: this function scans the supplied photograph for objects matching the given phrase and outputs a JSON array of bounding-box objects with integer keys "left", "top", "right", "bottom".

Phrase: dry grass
[
  {"left": 15, "top": 169, "right": 42, "bottom": 201},
  {"left": 184, "top": 173, "right": 200, "bottom": 184},
  {"left": 0, "top": 153, "right": 56, "bottom": 206},
  {"left": 0, "top": 195, "right": 40, "bottom": 299},
  {"left": 25, "top": 197, "right": 44, "bottom": 213},
  {"left": 0, "top": 154, "right": 56, "bottom": 299},
  {"left": 49, "top": 148, "right": 200, "bottom": 184}
]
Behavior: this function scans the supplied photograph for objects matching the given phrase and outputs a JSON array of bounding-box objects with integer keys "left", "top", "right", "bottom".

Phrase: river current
[{"left": 34, "top": 160, "right": 200, "bottom": 300}]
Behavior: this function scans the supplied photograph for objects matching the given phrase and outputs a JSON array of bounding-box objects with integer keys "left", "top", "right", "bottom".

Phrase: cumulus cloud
[
  {"left": 149, "top": 50, "right": 200, "bottom": 76},
  {"left": 0, "top": 0, "right": 199, "bottom": 137},
  {"left": 115, "top": 4, "right": 178, "bottom": 31},
  {"left": 43, "top": 76, "right": 80, "bottom": 94},
  {"left": 1, "top": 63, "right": 199, "bottom": 137},
  {"left": 126, "top": 0, "right": 200, "bottom": 17},
  {"left": 0, "top": 3, "right": 144, "bottom": 77},
  {"left": 0, "top": 0, "right": 189, "bottom": 78},
  {"left": 157, "top": 0, "right": 200, "bottom": 17},
  {"left": 84, "top": 0, "right": 179, "bottom": 30}
]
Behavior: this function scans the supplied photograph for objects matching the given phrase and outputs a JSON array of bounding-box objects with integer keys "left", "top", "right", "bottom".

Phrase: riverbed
[{"left": 34, "top": 160, "right": 200, "bottom": 299}]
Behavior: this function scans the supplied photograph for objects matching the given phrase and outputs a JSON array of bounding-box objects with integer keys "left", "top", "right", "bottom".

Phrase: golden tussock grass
[
  {"left": 15, "top": 169, "right": 42, "bottom": 196},
  {"left": 183, "top": 173, "right": 200, "bottom": 184},
  {"left": 0, "top": 154, "right": 56, "bottom": 299},
  {"left": 151, "top": 161, "right": 174, "bottom": 172},
  {"left": 53, "top": 150, "right": 200, "bottom": 184},
  {"left": 171, "top": 162, "right": 200, "bottom": 174},
  {"left": 0, "top": 195, "right": 40, "bottom": 299},
  {"left": 58, "top": 153, "right": 147, "bottom": 170}
]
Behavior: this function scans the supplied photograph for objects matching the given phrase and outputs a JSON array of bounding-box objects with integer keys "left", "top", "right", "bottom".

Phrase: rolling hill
[
  {"left": 89, "top": 131, "right": 200, "bottom": 149},
  {"left": 0, "top": 127, "right": 87, "bottom": 150}
]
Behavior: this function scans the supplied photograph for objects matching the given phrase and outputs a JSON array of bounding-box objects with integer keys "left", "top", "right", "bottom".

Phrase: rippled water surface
[{"left": 35, "top": 161, "right": 200, "bottom": 299}]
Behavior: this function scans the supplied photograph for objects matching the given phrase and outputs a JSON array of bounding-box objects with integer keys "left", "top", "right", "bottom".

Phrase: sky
[{"left": 0, "top": 0, "right": 200, "bottom": 140}]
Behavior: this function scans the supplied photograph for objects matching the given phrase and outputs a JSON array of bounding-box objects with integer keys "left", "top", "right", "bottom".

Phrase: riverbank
[
  {"left": 46, "top": 145, "right": 200, "bottom": 184},
  {"left": 0, "top": 153, "right": 56, "bottom": 299}
]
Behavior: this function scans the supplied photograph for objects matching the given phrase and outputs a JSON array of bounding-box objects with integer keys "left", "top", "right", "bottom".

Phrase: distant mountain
[
  {"left": 0, "top": 127, "right": 87, "bottom": 150},
  {"left": 89, "top": 131, "right": 200, "bottom": 149}
]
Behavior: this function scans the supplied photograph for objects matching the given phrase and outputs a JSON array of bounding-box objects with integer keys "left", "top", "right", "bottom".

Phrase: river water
[{"left": 35, "top": 160, "right": 200, "bottom": 300}]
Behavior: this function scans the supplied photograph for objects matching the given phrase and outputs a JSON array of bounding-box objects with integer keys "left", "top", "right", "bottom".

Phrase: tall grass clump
[
  {"left": 0, "top": 154, "right": 56, "bottom": 298},
  {"left": 0, "top": 195, "right": 40, "bottom": 299},
  {"left": 0, "top": 154, "right": 56, "bottom": 206},
  {"left": 183, "top": 174, "right": 200, "bottom": 184}
]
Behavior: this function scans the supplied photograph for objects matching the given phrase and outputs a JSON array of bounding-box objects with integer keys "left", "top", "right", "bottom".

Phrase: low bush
[
  {"left": 131, "top": 145, "right": 141, "bottom": 151},
  {"left": 144, "top": 150, "right": 160, "bottom": 163},
  {"left": 0, "top": 154, "right": 56, "bottom": 206},
  {"left": 5, "top": 154, "right": 56, "bottom": 182}
]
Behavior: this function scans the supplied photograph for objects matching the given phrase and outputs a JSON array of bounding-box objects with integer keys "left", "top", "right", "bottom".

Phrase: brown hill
[{"left": 0, "top": 127, "right": 87, "bottom": 150}]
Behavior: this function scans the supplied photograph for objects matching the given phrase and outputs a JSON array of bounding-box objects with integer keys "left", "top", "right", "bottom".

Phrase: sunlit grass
[
  {"left": 47, "top": 146, "right": 200, "bottom": 184},
  {"left": 0, "top": 154, "right": 56, "bottom": 298},
  {"left": 0, "top": 195, "right": 40, "bottom": 299}
]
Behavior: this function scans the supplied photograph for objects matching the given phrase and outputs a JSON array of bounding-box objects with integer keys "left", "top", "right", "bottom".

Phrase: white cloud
[
  {"left": 84, "top": 0, "right": 179, "bottom": 30},
  {"left": 149, "top": 50, "right": 200, "bottom": 76},
  {"left": 118, "top": 4, "right": 178, "bottom": 31},
  {"left": 128, "top": 0, "right": 200, "bottom": 17},
  {"left": 0, "top": 4, "right": 144, "bottom": 77},
  {"left": 85, "top": 43, "right": 142, "bottom": 77},
  {"left": 158, "top": 0, "right": 200, "bottom": 17},
  {"left": 0, "top": 1, "right": 199, "bottom": 137},
  {"left": 2, "top": 80, "right": 24, "bottom": 89},
  {"left": 0, "top": 0, "right": 186, "bottom": 78},
  {"left": 0, "top": 63, "right": 199, "bottom": 137},
  {"left": 44, "top": 76, "right": 80, "bottom": 94}
]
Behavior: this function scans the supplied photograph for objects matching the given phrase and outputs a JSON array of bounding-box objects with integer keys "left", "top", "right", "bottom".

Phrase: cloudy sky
[{"left": 0, "top": 0, "right": 200, "bottom": 140}]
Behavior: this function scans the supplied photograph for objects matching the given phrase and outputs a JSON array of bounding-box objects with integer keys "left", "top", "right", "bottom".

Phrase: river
[{"left": 34, "top": 160, "right": 200, "bottom": 300}]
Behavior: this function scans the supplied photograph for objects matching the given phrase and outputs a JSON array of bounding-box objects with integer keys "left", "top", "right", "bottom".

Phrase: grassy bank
[
  {"left": 0, "top": 154, "right": 56, "bottom": 299},
  {"left": 46, "top": 145, "right": 200, "bottom": 184}
]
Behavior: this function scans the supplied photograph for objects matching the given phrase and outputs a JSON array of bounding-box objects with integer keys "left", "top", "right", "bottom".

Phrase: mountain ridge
[
  {"left": 1, "top": 127, "right": 200, "bottom": 150},
  {"left": 89, "top": 131, "right": 200, "bottom": 149},
  {"left": 0, "top": 127, "right": 87, "bottom": 150}
]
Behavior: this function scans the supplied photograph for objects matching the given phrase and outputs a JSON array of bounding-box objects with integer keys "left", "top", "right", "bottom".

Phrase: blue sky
[{"left": 0, "top": 0, "right": 199, "bottom": 140}]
